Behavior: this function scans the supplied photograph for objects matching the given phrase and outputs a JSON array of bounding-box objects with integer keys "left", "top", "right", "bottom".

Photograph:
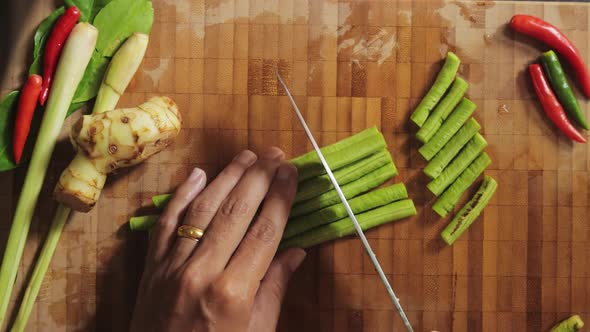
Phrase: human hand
[{"left": 130, "top": 147, "right": 306, "bottom": 332}]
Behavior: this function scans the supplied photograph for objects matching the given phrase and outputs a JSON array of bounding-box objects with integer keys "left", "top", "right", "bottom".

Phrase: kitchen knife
[{"left": 277, "top": 72, "right": 413, "bottom": 332}]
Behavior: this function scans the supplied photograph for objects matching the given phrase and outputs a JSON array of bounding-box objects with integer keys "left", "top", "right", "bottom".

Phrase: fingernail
[
  {"left": 261, "top": 147, "right": 284, "bottom": 160},
  {"left": 277, "top": 163, "right": 296, "bottom": 180},
  {"left": 233, "top": 150, "right": 257, "bottom": 166},
  {"left": 188, "top": 167, "right": 205, "bottom": 182},
  {"left": 287, "top": 248, "right": 307, "bottom": 272}
]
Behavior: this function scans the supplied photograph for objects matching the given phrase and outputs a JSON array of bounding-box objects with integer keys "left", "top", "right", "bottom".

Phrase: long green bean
[
  {"left": 290, "top": 162, "right": 397, "bottom": 218},
  {"left": 419, "top": 98, "right": 476, "bottom": 161},
  {"left": 423, "top": 118, "right": 481, "bottom": 179},
  {"left": 152, "top": 194, "right": 172, "bottom": 209},
  {"left": 130, "top": 215, "right": 160, "bottom": 231},
  {"left": 416, "top": 77, "right": 468, "bottom": 143},
  {"left": 432, "top": 152, "right": 491, "bottom": 217},
  {"left": 427, "top": 133, "right": 487, "bottom": 196},
  {"left": 549, "top": 315, "right": 584, "bottom": 332},
  {"left": 295, "top": 149, "right": 393, "bottom": 203},
  {"left": 441, "top": 176, "right": 497, "bottom": 245},
  {"left": 290, "top": 126, "right": 386, "bottom": 182},
  {"left": 280, "top": 199, "right": 416, "bottom": 249},
  {"left": 285, "top": 183, "right": 407, "bottom": 239},
  {"left": 410, "top": 52, "right": 461, "bottom": 127}
]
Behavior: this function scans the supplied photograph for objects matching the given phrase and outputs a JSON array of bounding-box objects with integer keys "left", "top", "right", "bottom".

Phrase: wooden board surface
[{"left": 1, "top": 0, "right": 590, "bottom": 331}]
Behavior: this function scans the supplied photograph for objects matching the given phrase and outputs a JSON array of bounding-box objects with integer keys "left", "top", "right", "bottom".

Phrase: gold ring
[{"left": 177, "top": 225, "right": 204, "bottom": 242}]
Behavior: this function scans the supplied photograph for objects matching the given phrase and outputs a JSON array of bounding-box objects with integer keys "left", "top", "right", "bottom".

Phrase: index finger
[{"left": 222, "top": 162, "right": 298, "bottom": 294}]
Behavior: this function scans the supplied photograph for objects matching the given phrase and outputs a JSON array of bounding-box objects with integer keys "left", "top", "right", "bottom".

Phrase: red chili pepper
[
  {"left": 39, "top": 6, "right": 80, "bottom": 106},
  {"left": 13, "top": 75, "right": 43, "bottom": 164},
  {"left": 529, "top": 64, "right": 586, "bottom": 143},
  {"left": 511, "top": 15, "right": 590, "bottom": 98}
]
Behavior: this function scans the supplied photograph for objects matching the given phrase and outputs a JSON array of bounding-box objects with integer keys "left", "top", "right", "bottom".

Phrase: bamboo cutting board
[{"left": 1, "top": 0, "right": 590, "bottom": 331}]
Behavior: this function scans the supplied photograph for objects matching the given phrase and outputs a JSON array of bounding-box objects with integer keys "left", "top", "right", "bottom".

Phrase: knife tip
[{"left": 275, "top": 69, "right": 287, "bottom": 89}]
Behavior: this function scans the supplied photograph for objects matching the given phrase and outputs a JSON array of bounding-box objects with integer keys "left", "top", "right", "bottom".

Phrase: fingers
[
  {"left": 187, "top": 147, "right": 284, "bottom": 278},
  {"left": 224, "top": 163, "right": 298, "bottom": 291},
  {"left": 167, "top": 150, "right": 257, "bottom": 269},
  {"left": 247, "top": 248, "right": 306, "bottom": 332},
  {"left": 147, "top": 168, "right": 207, "bottom": 265}
]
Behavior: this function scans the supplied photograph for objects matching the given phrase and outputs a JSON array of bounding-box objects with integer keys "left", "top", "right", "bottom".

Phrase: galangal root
[{"left": 54, "top": 96, "right": 181, "bottom": 212}]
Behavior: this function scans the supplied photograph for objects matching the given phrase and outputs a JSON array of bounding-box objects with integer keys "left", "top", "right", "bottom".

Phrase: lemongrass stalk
[
  {"left": 10, "top": 205, "right": 70, "bottom": 332},
  {"left": 93, "top": 32, "right": 149, "bottom": 113},
  {"left": 0, "top": 23, "right": 98, "bottom": 328},
  {"left": 11, "top": 32, "right": 149, "bottom": 332}
]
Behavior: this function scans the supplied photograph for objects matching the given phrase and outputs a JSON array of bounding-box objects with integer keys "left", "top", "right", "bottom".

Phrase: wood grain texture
[{"left": 1, "top": 0, "right": 589, "bottom": 331}]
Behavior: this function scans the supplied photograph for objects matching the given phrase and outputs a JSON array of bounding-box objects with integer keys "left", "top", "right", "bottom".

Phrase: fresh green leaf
[
  {"left": 29, "top": 7, "right": 65, "bottom": 75},
  {"left": 0, "top": 91, "right": 20, "bottom": 171},
  {"left": 65, "top": 0, "right": 93, "bottom": 22},
  {"left": 65, "top": 0, "right": 114, "bottom": 22},
  {"left": 72, "top": 54, "right": 109, "bottom": 103},
  {"left": 90, "top": 0, "right": 113, "bottom": 22},
  {"left": 32, "top": 7, "right": 65, "bottom": 60},
  {"left": 66, "top": 102, "right": 87, "bottom": 117},
  {"left": 29, "top": 57, "right": 42, "bottom": 77},
  {"left": 93, "top": 0, "right": 154, "bottom": 57}
]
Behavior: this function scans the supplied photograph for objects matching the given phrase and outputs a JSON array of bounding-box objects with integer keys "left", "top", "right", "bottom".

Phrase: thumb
[{"left": 248, "top": 248, "right": 306, "bottom": 332}]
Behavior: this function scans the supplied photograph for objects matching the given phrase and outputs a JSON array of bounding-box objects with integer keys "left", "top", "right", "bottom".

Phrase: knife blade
[{"left": 277, "top": 72, "right": 413, "bottom": 332}]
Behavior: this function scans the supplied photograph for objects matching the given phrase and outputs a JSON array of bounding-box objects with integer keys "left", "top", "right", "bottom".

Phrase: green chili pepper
[{"left": 541, "top": 50, "right": 589, "bottom": 130}]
